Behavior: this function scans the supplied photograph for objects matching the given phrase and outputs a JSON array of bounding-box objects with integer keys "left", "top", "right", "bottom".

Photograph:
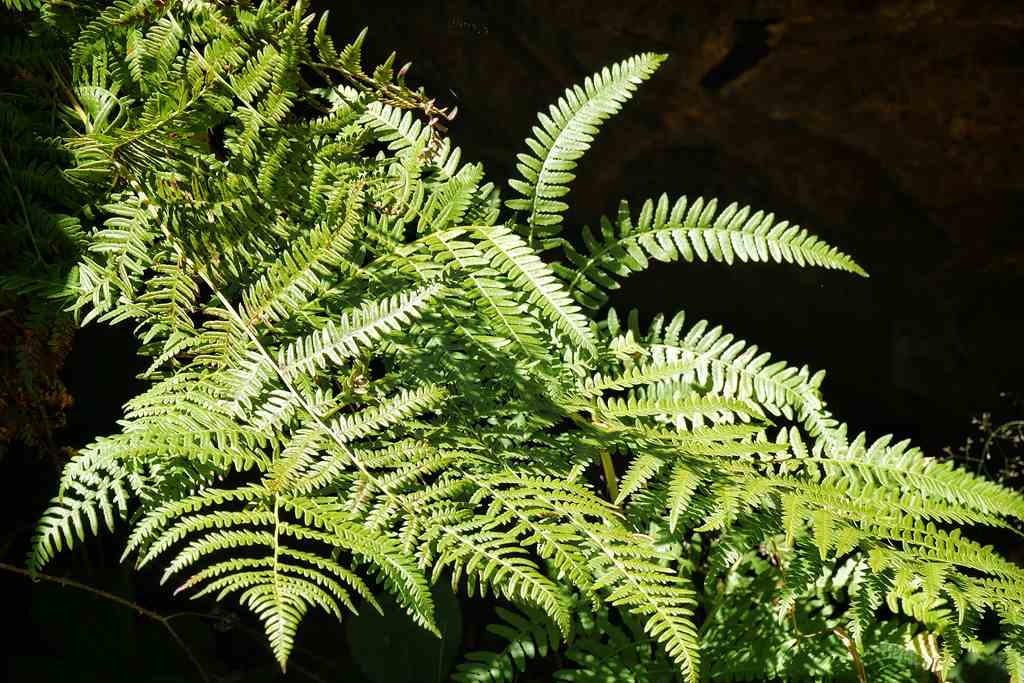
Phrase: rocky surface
[{"left": 321, "top": 0, "right": 1024, "bottom": 451}]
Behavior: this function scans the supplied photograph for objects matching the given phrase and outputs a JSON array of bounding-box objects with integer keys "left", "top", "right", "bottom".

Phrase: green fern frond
[
  {"left": 666, "top": 462, "right": 702, "bottom": 532},
  {"left": 2, "top": 0, "right": 43, "bottom": 15},
  {"left": 595, "top": 392, "right": 762, "bottom": 423},
  {"left": 1005, "top": 644, "right": 1024, "bottom": 683},
  {"left": 326, "top": 383, "right": 447, "bottom": 443},
  {"left": 577, "top": 357, "right": 697, "bottom": 397},
  {"left": 563, "top": 194, "right": 867, "bottom": 309},
  {"left": 615, "top": 453, "right": 665, "bottom": 506},
  {"left": 280, "top": 497, "right": 436, "bottom": 633},
  {"left": 276, "top": 282, "right": 446, "bottom": 379},
  {"left": 411, "top": 228, "right": 550, "bottom": 358},
  {"left": 360, "top": 99, "right": 459, "bottom": 174},
  {"left": 29, "top": 452, "right": 131, "bottom": 571},
  {"left": 239, "top": 191, "right": 364, "bottom": 329},
  {"left": 419, "top": 163, "right": 485, "bottom": 233},
  {"left": 506, "top": 53, "right": 666, "bottom": 246},
  {"left": 827, "top": 433, "right": 1024, "bottom": 520},
  {"left": 123, "top": 484, "right": 266, "bottom": 561},
  {"left": 464, "top": 470, "right": 619, "bottom": 608},
  {"left": 431, "top": 517, "right": 573, "bottom": 635},
  {"left": 557, "top": 608, "right": 677, "bottom": 683},
  {"left": 584, "top": 523, "right": 701, "bottom": 682},
  {"left": 640, "top": 310, "right": 847, "bottom": 451}
]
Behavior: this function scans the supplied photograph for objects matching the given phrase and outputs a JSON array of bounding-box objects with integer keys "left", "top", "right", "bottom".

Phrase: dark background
[{"left": 5, "top": 2, "right": 1023, "bottom": 681}]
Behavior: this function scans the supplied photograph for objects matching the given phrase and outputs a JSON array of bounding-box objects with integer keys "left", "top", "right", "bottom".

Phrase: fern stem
[
  {"left": 565, "top": 412, "right": 620, "bottom": 502},
  {"left": 600, "top": 451, "right": 619, "bottom": 502},
  {"left": 0, "top": 562, "right": 211, "bottom": 683},
  {"left": 832, "top": 626, "right": 868, "bottom": 683}
]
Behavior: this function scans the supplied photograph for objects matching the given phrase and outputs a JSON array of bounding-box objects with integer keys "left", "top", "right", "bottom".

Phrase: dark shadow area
[{"left": 700, "top": 19, "right": 781, "bottom": 92}]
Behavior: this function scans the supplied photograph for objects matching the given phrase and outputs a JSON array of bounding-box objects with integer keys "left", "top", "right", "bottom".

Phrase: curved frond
[
  {"left": 640, "top": 309, "right": 848, "bottom": 452},
  {"left": 276, "top": 282, "right": 446, "bottom": 379},
  {"left": 563, "top": 195, "right": 867, "bottom": 310},
  {"left": 506, "top": 53, "right": 666, "bottom": 246},
  {"left": 452, "top": 606, "right": 561, "bottom": 682}
]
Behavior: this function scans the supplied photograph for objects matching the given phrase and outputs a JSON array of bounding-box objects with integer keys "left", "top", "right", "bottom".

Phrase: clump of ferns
[{"left": 19, "top": 1, "right": 1024, "bottom": 681}]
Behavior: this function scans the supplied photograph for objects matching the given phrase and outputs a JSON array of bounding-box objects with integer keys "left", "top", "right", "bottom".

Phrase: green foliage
[
  {"left": 558, "top": 195, "right": 867, "bottom": 311},
  {"left": 505, "top": 52, "right": 665, "bottom": 248},
  {"left": 16, "top": 0, "right": 1024, "bottom": 681}
]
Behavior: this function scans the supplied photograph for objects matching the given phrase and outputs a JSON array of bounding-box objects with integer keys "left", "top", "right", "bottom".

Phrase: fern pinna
[{"left": 16, "top": 0, "right": 1024, "bottom": 680}]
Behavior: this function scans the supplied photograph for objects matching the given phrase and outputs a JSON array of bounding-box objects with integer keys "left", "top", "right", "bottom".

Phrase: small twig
[
  {"left": 983, "top": 420, "right": 1024, "bottom": 464},
  {"left": 164, "top": 610, "right": 233, "bottom": 626},
  {"left": 0, "top": 562, "right": 211, "bottom": 683}
]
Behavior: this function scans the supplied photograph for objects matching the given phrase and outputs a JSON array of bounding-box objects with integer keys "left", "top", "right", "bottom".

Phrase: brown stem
[
  {"left": 832, "top": 626, "right": 868, "bottom": 683},
  {"left": 0, "top": 563, "right": 211, "bottom": 683}
]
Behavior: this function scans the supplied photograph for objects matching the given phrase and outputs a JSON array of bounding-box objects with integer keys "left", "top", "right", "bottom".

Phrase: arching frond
[
  {"left": 452, "top": 606, "right": 561, "bottom": 682},
  {"left": 506, "top": 53, "right": 666, "bottom": 247},
  {"left": 28, "top": 449, "right": 131, "bottom": 571},
  {"left": 275, "top": 282, "right": 446, "bottom": 379},
  {"left": 563, "top": 195, "right": 866, "bottom": 310}
]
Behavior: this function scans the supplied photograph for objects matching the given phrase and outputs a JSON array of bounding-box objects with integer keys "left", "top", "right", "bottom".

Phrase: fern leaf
[
  {"left": 281, "top": 498, "right": 437, "bottom": 633},
  {"left": 433, "top": 519, "right": 573, "bottom": 635},
  {"left": 360, "top": 100, "right": 462, "bottom": 176},
  {"left": 28, "top": 458, "right": 130, "bottom": 571},
  {"left": 452, "top": 606, "right": 561, "bottom": 682},
  {"left": 1006, "top": 645, "right": 1024, "bottom": 683},
  {"left": 595, "top": 392, "right": 762, "bottom": 423},
  {"left": 564, "top": 195, "right": 866, "bottom": 309},
  {"left": 412, "top": 229, "right": 549, "bottom": 358},
  {"left": 239, "top": 191, "right": 364, "bottom": 328},
  {"left": 506, "top": 53, "right": 666, "bottom": 245},
  {"left": 585, "top": 524, "right": 701, "bottom": 681},
  {"left": 829, "top": 433, "right": 1024, "bottom": 520},
  {"left": 666, "top": 463, "right": 702, "bottom": 533},
  {"left": 615, "top": 453, "right": 664, "bottom": 506},
  {"left": 325, "top": 384, "right": 447, "bottom": 443},
  {"left": 644, "top": 310, "right": 847, "bottom": 452},
  {"left": 578, "top": 357, "right": 697, "bottom": 398}
]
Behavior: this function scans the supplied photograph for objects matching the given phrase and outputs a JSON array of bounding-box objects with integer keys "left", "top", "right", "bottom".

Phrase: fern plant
[{"left": 19, "top": 0, "right": 1024, "bottom": 680}]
